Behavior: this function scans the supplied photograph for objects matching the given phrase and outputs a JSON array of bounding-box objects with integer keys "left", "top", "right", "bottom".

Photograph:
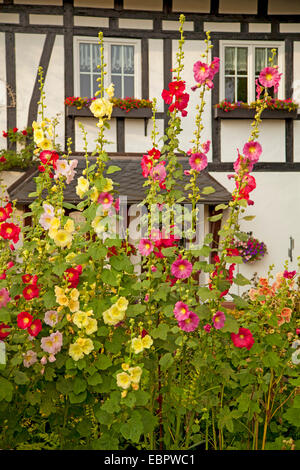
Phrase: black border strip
[
  {"left": 5, "top": 31, "right": 16, "bottom": 150},
  {"left": 27, "top": 33, "right": 56, "bottom": 127}
]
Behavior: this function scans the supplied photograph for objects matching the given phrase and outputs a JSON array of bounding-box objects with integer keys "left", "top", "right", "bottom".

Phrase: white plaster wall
[
  {"left": 124, "top": 0, "right": 162, "bottom": 10},
  {"left": 293, "top": 121, "right": 300, "bottom": 162},
  {"left": 293, "top": 41, "right": 300, "bottom": 114},
  {"left": 211, "top": 172, "right": 300, "bottom": 293},
  {"left": 0, "top": 33, "right": 7, "bottom": 150},
  {"left": 268, "top": 0, "right": 300, "bottom": 14},
  {"left": 172, "top": 0, "right": 210, "bottom": 13},
  {"left": 221, "top": 120, "right": 285, "bottom": 163},
  {"left": 15, "top": 33, "right": 45, "bottom": 131},
  {"left": 249, "top": 23, "right": 271, "bottom": 33},
  {"left": 204, "top": 22, "right": 241, "bottom": 32},
  {"left": 75, "top": 117, "right": 116, "bottom": 153},
  {"left": 172, "top": 40, "right": 212, "bottom": 160},
  {"left": 149, "top": 39, "right": 164, "bottom": 114},
  {"left": 219, "top": 0, "right": 257, "bottom": 14},
  {"left": 125, "top": 118, "right": 164, "bottom": 153},
  {"left": 74, "top": 0, "right": 113, "bottom": 7},
  {"left": 43, "top": 35, "right": 65, "bottom": 150}
]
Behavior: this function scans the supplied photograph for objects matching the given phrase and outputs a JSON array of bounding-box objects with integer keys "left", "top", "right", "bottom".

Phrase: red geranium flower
[
  {"left": 0, "top": 323, "right": 11, "bottom": 339},
  {"left": 2, "top": 131, "right": 8, "bottom": 138},
  {"left": 13, "top": 127, "right": 18, "bottom": 133},
  {"left": 22, "top": 274, "right": 32, "bottom": 284},
  {"left": 27, "top": 319, "right": 42, "bottom": 337},
  {"left": 0, "top": 156, "right": 6, "bottom": 163},
  {"left": 231, "top": 327, "right": 255, "bottom": 351},
  {"left": 22, "top": 130, "right": 28, "bottom": 136},
  {"left": 23, "top": 284, "right": 40, "bottom": 300},
  {"left": 17, "top": 311, "right": 33, "bottom": 330}
]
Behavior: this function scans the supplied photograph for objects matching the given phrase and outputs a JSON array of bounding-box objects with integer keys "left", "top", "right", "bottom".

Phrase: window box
[
  {"left": 214, "top": 107, "right": 297, "bottom": 119},
  {"left": 66, "top": 106, "right": 152, "bottom": 119}
]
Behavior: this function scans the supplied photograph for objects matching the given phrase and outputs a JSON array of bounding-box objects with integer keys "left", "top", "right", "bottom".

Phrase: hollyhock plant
[
  {"left": 0, "top": 288, "right": 11, "bottom": 308},
  {"left": 243, "top": 141, "right": 262, "bottom": 164},
  {"left": 23, "top": 350, "right": 38, "bottom": 368},
  {"left": 188, "top": 151, "right": 208, "bottom": 172},
  {"left": 258, "top": 66, "right": 282, "bottom": 93},
  {"left": 173, "top": 301, "right": 190, "bottom": 320},
  {"left": 171, "top": 257, "right": 193, "bottom": 279},
  {"left": 212, "top": 311, "right": 226, "bottom": 330},
  {"left": 64, "top": 265, "right": 82, "bottom": 288},
  {"left": 203, "top": 324, "right": 212, "bottom": 333},
  {"left": 150, "top": 162, "right": 167, "bottom": 184},
  {"left": 0, "top": 203, "right": 12, "bottom": 222},
  {"left": 0, "top": 222, "right": 21, "bottom": 243},
  {"left": 178, "top": 311, "right": 199, "bottom": 332},
  {"left": 283, "top": 270, "right": 296, "bottom": 279},
  {"left": 44, "top": 310, "right": 59, "bottom": 327},
  {"left": 193, "top": 61, "right": 210, "bottom": 84},
  {"left": 17, "top": 311, "right": 33, "bottom": 330},
  {"left": 138, "top": 239, "right": 154, "bottom": 256},
  {"left": 231, "top": 327, "right": 255, "bottom": 351}
]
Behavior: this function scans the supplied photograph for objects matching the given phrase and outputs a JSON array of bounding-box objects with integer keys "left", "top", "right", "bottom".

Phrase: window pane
[
  {"left": 111, "top": 45, "right": 122, "bottom": 74},
  {"left": 123, "top": 45, "right": 134, "bottom": 74},
  {"left": 237, "top": 77, "right": 247, "bottom": 102},
  {"left": 124, "top": 76, "right": 134, "bottom": 97},
  {"left": 92, "top": 44, "right": 100, "bottom": 73},
  {"left": 225, "top": 76, "right": 235, "bottom": 102},
  {"left": 92, "top": 74, "right": 101, "bottom": 96},
  {"left": 111, "top": 74, "right": 122, "bottom": 97},
  {"left": 79, "top": 43, "right": 91, "bottom": 73},
  {"left": 267, "top": 48, "right": 278, "bottom": 67},
  {"left": 80, "top": 74, "right": 91, "bottom": 97},
  {"left": 255, "top": 48, "right": 266, "bottom": 75},
  {"left": 237, "top": 47, "right": 247, "bottom": 75},
  {"left": 225, "top": 47, "right": 235, "bottom": 75}
]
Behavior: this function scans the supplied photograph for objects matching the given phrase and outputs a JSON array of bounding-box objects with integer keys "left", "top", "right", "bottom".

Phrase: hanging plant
[{"left": 232, "top": 235, "right": 268, "bottom": 263}]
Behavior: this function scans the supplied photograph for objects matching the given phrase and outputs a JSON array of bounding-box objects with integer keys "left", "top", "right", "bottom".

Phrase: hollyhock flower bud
[{"left": 41, "top": 356, "right": 47, "bottom": 365}]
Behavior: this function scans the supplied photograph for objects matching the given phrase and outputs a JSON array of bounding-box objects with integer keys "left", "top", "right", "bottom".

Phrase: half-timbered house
[{"left": 0, "top": 0, "right": 299, "bottom": 287}]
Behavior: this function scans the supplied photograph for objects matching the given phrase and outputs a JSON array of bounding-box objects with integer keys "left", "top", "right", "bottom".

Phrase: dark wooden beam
[
  {"left": 257, "top": 0, "right": 268, "bottom": 18},
  {"left": 116, "top": 118, "right": 125, "bottom": 153},
  {"left": 163, "top": 0, "right": 172, "bottom": 14},
  {"left": 210, "top": 0, "right": 219, "bottom": 15},
  {"left": 141, "top": 38, "right": 149, "bottom": 100},
  {"left": 5, "top": 32, "right": 16, "bottom": 150},
  {"left": 27, "top": 33, "right": 56, "bottom": 127},
  {"left": 285, "top": 38, "right": 294, "bottom": 163},
  {"left": 63, "top": 0, "right": 74, "bottom": 150},
  {"left": 163, "top": 38, "right": 172, "bottom": 135},
  {"left": 114, "top": 0, "right": 123, "bottom": 11},
  {"left": 211, "top": 38, "right": 221, "bottom": 163}
]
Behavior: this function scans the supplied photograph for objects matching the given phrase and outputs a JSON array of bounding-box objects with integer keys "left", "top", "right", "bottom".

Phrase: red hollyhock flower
[
  {"left": 148, "top": 147, "right": 161, "bottom": 160},
  {"left": 168, "top": 80, "right": 186, "bottom": 97},
  {"left": 23, "top": 284, "right": 39, "bottom": 300},
  {"left": 22, "top": 274, "right": 32, "bottom": 284},
  {"left": 2, "top": 131, "right": 8, "bottom": 138},
  {"left": 64, "top": 265, "right": 82, "bottom": 288},
  {"left": 27, "top": 319, "right": 42, "bottom": 337},
  {"left": 231, "top": 327, "right": 255, "bottom": 351},
  {"left": 141, "top": 154, "right": 153, "bottom": 178},
  {"left": 17, "top": 311, "right": 33, "bottom": 330},
  {"left": 0, "top": 222, "right": 21, "bottom": 243},
  {"left": 169, "top": 92, "right": 189, "bottom": 116},
  {"left": 161, "top": 88, "right": 173, "bottom": 104},
  {"left": 38, "top": 165, "right": 46, "bottom": 173},
  {"left": 0, "top": 204, "right": 11, "bottom": 223},
  {"left": 0, "top": 271, "right": 6, "bottom": 280},
  {"left": 39, "top": 150, "right": 59, "bottom": 169},
  {"left": 0, "top": 156, "right": 6, "bottom": 163},
  {"left": 7, "top": 261, "right": 14, "bottom": 270},
  {"left": 13, "top": 127, "right": 18, "bottom": 133},
  {"left": 0, "top": 323, "right": 11, "bottom": 339}
]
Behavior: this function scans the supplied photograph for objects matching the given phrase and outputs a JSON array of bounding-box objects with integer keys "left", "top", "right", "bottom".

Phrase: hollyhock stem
[{"left": 261, "top": 368, "right": 273, "bottom": 450}]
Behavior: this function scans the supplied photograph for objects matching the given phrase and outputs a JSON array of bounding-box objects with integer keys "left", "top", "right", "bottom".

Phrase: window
[
  {"left": 220, "top": 41, "right": 284, "bottom": 103},
  {"left": 75, "top": 37, "right": 141, "bottom": 99}
]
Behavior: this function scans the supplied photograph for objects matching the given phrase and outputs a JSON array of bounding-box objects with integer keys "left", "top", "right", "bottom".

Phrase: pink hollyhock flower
[
  {"left": 255, "top": 78, "right": 263, "bottom": 99},
  {"left": 98, "top": 192, "right": 113, "bottom": 210},
  {"left": 151, "top": 265, "right": 157, "bottom": 272},
  {"left": 144, "top": 294, "right": 149, "bottom": 302},
  {"left": 48, "top": 354, "right": 56, "bottom": 363},
  {"left": 54, "top": 159, "right": 70, "bottom": 179},
  {"left": 0, "top": 288, "right": 11, "bottom": 308},
  {"left": 173, "top": 301, "right": 190, "bottom": 320},
  {"left": 259, "top": 66, "right": 282, "bottom": 92},
  {"left": 44, "top": 310, "right": 59, "bottom": 327},
  {"left": 283, "top": 270, "right": 296, "bottom": 279},
  {"left": 208, "top": 57, "right": 220, "bottom": 79},
  {"left": 66, "top": 159, "right": 78, "bottom": 184},
  {"left": 178, "top": 311, "right": 199, "bottom": 332},
  {"left": 212, "top": 310, "right": 226, "bottom": 330},
  {"left": 231, "top": 327, "right": 254, "bottom": 351},
  {"left": 277, "top": 307, "right": 292, "bottom": 326},
  {"left": 171, "top": 257, "right": 193, "bottom": 279},
  {"left": 188, "top": 152, "right": 208, "bottom": 172},
  {"left": 203, "top": 324, "right": 212, "bottom": 333},
  {"left": 233, "top": 152, "right": 254, "bottom": 174},
  {"left": 150, "top": 162, "right": 167, "bottom": 183},
  {"left": 193, "top": 61, "right": 210, "bottom": 84},
  {"left": 40, "top": 355, "right": 47, "bottom": 365},
  {"left": 202, "top": 140, "right": 211, "bottom": 154},
  {"left": 23, "top": 350, "right": 38, "bottom": 368},
  {"left": 138, "top": 238, "right": 154, "bottom": 256},
  {"left": 17, "top": 311, "right": 33, "bottom": 330},
  {"left": 114, "top": 197, "right": 120, "bottom": 213},
  {"left": 243, "top": 141, "right": 262, "bottom": 163},
  {"left": 27, "top": 319, "right": 42, "bottom": 337},
  {"left": 51, "top": 331, "right": 63, "bottom": 353}
]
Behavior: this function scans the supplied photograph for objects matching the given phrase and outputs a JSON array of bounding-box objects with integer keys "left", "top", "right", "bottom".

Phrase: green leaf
[
  {"left": 95, "top": 355, "right": 112, "bottom": 370},
  {"left": 230, "top": 294, "right": 250, "bottom": 309},
  {"left": 92, "top": 434, "right": 119, "bottom": 450},
  {"left": 101, "top": 268, "right": 119, "bottom": 287},
  {"left": 127, "top": 304, "right": 146, "bottom": 317},
  {"left": 215, "top": 203, "right": 228, "bottom": 211},
  {"left": 159, "top": 352, "right": 174, "bottom": 371},
  {"left": 63, "top": 202, "right": 78, "bottom": 210},
  {"left": 120, "top": 411, "right": 143, "bottom": 443},
  {"left": 73, "top": 377, "right": 87, "bottom": 395},
  {"left": 43, "top": 290, "right": 57, "bottom": 309},
  {"left": 191, "top": 245, "right": 211, "bottom": 257},
  {"left": 197, "top": 287, "right": 219, "bottom": 301},
  {"left": 202, "top": 186, "right": 216, "bottom": 195},
  {"left": 225, "top": 256, "right": 244, "bottom": 264},
  {"left": 208, "top": 213, "right": 223, "bottom": 222},
  {"left": 0, "top": 377, "right": 13, "bottom": 402},
  {"left": 234, "top": 273, "right": 251, "bottom": 286},
  {"left": 69, "top": 391, "right": 87, "bottom": 404},
  {"left": 283, "top": 407, "right": 300, "bottom": 427},
  {"left": 151, "top": 323, "right": 169, "bottom": 340},
  {"left": 95, "top": 409, "right": 114, "bottom": 426},
  {"left": 88, "top": 244, "right": 107, "bottom": 260},
  {"left": 221, "top": 314, "right": 239, "bottom": 334},
  {"left": 0, "top": 309, "right": 10, "bottom": 322},
  {"left": 243, "top": 215, "right": 256, "bottom": 221},
  {"left": 134, "top": 390, "right": 150, "bottom": 406},
  {"left": 14, "top": 370, "right": 29, "bottom": 385},
  {"left": 52, "top": 262, "right": 67, "bottom": 277},
  {"left": 87, "top": 373, "right": 103, "bottom": 386},
  {"left": 106, "top": 165, "right": 121, "bottom": 174}
]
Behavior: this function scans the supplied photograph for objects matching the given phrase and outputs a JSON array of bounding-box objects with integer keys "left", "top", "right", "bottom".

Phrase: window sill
[
  {"left": 66, "top": 106, "right": 153, "bottom": 119},
  {"left": 214, "top": 108, "right": 298, "bottom": 119}
]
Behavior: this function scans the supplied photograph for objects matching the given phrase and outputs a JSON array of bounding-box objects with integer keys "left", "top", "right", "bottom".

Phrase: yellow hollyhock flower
[
  {"left": 90, "top": 97, "right": 113, "bottom": 119},
  {"left": 103, "top": 178, "right": 113, "bottom": 192},
  {"left": 85, "top": 317, "right": 97, "bottom": 335},
  {"left": 131, "top": 337, "right": 144, "bottom": 354},
  {"left": 122, "top": 363, "right": 130, "bottom": 371},
  {"left": 103, "top": 307, "right": 114, "bottom": 325},
  {"left": 32, "top": 121, "right": 40, "bottom": 130},
  {"left": 142, "top": 334, "right": 153, "bottom": 349},
  {"left": 76, "top": 176, "right": 90, "bottom": 199},
  {"left": 116, "top": 372, "right": 131, "bottom": 390},
  {"left": 70, "top": 288, "right": 79, "bottom": 301},
  {"left": 39, "top": 138, "right": 53, "bottom": 151},
  {"left": 90, "top": 186, "right": 99, "bottom": 203},
  {"left": 77, "top": 337, "right": 94, "bottom": 355},
  {"left": 33, "top": 128, "right": 44, "bottom": 145},
  {"left": 54, "top": 286, "right": 68, "bottom": 306},
  {"left": 64, "top": 218, "right": 75, "bottom": 234},
  {"left": 53, "top": 229, "right": 72, "bottom": 248},
  {"left": 69, "top": 342, "right": 84, "bottom": 361},
  {"left": 115, "top": 297, "right": 128, "bottom": 312},
  {"left": 73, "top": 311, "right": 89, "bottom": 328},
  {"left": 92, "top": 216, "right": 106, "bottom": 235},
  {"left": 50, "top": 217, "right": 60, "bottom": 231},
  {"left": 68, "top": 299, "right": 80, "bottom": 313},
  {"left": 128, "top": 366, "right": 142, "bottom": 384},
  {"left": 106, "top": 83, "right": 115, "bottom": 99}
]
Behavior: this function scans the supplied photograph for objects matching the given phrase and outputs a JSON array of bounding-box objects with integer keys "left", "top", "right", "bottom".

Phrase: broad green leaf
[
  {"left": 202, "top": 186, "right": 216, "bottom": 195},
  {"left": 234, "top": 273, "right": 251, "bottom": 286},
  {"left": 159, "top": 352, "right": 174, "bottom": 371},
  {"left": 0, "top": 377, "right": 13, "bottom": 402},
  {"left": 106, "top": 165, "right": 121, "bottom": 174}
]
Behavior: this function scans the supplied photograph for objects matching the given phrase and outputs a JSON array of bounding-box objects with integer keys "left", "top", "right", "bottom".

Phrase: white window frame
[
  {"left": 74, "top": 36, "right": 142, "bottom": 98},
  {"left": 220, "top": 40, "right": 285, "bottom": 102}
]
